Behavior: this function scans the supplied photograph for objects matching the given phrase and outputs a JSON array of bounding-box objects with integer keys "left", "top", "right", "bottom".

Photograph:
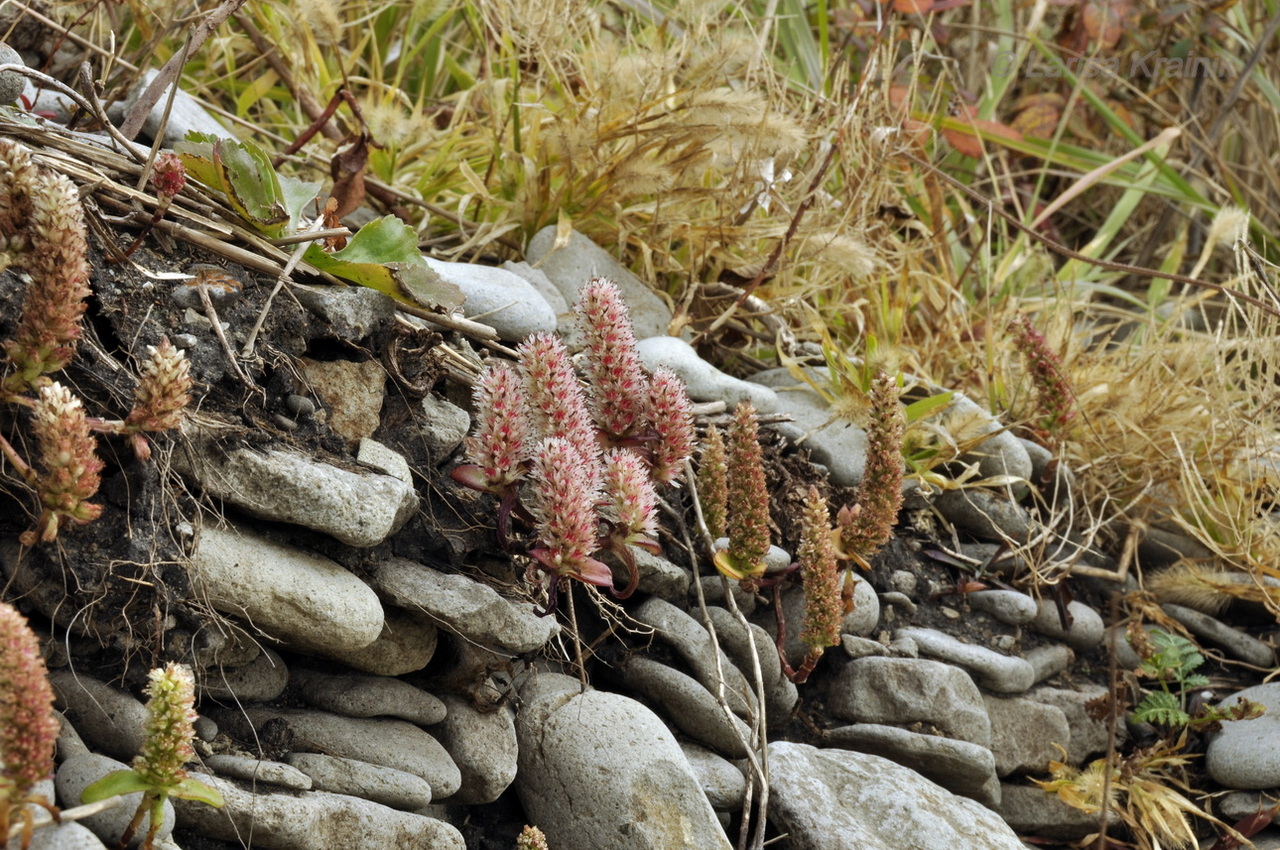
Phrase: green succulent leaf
[
  {"left": 80, "top": 769, "right": 152, "bottom": 803},
  {"left": 302, "top": 216, "right": 464, "bottom": 310},
  {"left": 176, "top": 134, "right": 318, "bottom": 238},
  {"left": 170, "top": 776, "right": 224, "bottom": 808}
]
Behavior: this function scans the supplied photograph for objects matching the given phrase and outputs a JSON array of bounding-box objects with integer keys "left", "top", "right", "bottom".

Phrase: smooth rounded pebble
[
  {"left": 293, "top": 668, "right": 447, "bottom": 726},
  {"left": 173, "top": 772, "right": 464, "bottom": 849},
  {"left": 200, "top": 645, "right": 290, "bottom": 702},
  {"left": 204, "top": 754, "right": 312, "bottom": 790},
  {"left": 525, "top": 226, "right": 674, "bottom": 339},
  {"left": 933, "top": 489, "right": 1034, "bottom": 544},
  {"left": 1029, "top": 599, "right": 1105, "bottom": 651},
  {"left": 215, "top": 707, "right": 461, "bottom": 799},
  {"left": 636, "top": 336, "right": 778, "bottom": 412},
  {"left": 432, "top": 694, "right": 518, "bottom": 805},
  {"left": 515, "top": 672, "right": 732, "bottom": 850},
  {"left": 49, "top": 672, "right": 147, "bottom": 762},
  {"left": 828, "top": 657, "right": 991, "bottom": 748},
  {"left": 1161, "top": 603, "right": 1277, "bottom": 668},
  {"left": 941, "top": 393, "right": 1033, "bottom": 484},
  {"left": 173, "top": 435, "right": 417, "bottom": 547},
  {"left": 316, "top": 607, "right": 438, "bottom": 677},
  {"left": 1206, "top": 683, "right": 1280, "bottom": 789},
  {"left": 0, "top": 44, "right": 25, "bottom": 105},
  {"left": 634, "top": 596, "right": 754, "bottom": 717},
  {"left": 619, "top": 655, "right": 752, "bottom": 757},
  {"left": 368, "top": 557, "right": 555, "bottom": 654},
  {"left": 284, "top": 753, "right": 432, "bottom": 809},
  {"left": 680, "top": 741, "right": 747, "bottom": 811},
  {"left": 747, "top": 371, "right": 870, "bottom": 486},
  {"left": 967, "top": 589, "right": 1039, "bottom": 625},
  {"left": 423, "top": 257, "right": 557, "bottom": 341},
  {"left": 995, "top": 784, "right": 1101, "bottom": 842},
  {"left": 842, "top": 574, "right": 881, "bottom": 636},
  {"left": 768, "top": 742, "right": 1026, "bottom": 850},
  {"left": 56, "top": 754, "right": 174, "bottom": 848},
  {"left": 826, "top": 724, "right": 998, "bottom": 805},
  {"left": 896, "top": 627, "right": 1035, "bottom": 694},
  {"left": 1024, "top": 644, "right": 1074, "bottom": 684},
  {"left": 189, "top": 523, "right": 384, "bottom": 655},
  {"left": 5, "top": 821, "right": 106, "bottom": 850}
]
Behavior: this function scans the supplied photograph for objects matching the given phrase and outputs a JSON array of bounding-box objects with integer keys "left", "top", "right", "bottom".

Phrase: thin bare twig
[{"left": 119, "top": 0, "right": 250, "bottom": 140}]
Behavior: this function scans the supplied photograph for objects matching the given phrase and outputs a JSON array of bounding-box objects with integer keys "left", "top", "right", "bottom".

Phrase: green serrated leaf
[
  {"left": 1133, "top": 691, "right": 1189, "bottom": 727},
  {"left": 171, "top": 777, "right": 224, "bottom": 808},
  {"left": 80, "top": 769, "right": 152, "bottom": 803},
  {"left": 302, "top": 216, "right": 463, "bottom": 310}
]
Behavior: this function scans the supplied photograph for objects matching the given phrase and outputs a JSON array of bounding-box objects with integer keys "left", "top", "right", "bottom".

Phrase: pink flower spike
[
  {"left": 529, "top": 437, "right": 604, "bottom": 581},
  {"left": 576, "top": 278, "right": 650, "bottom": 440},
  {"left": 518, "top": 333, "right": 601, "bottom": 483},
  {"left": 602, "top": 448, "right": 658, "bottom": 543},
  {"left": 648, "top": 367, "right": 696, "bottom": 485},
  {"left": 0, "top": 601, "right": 58, "bottom": 803},
  {"left": 463, "top": 361, "right": 530, "bottom": 489}
]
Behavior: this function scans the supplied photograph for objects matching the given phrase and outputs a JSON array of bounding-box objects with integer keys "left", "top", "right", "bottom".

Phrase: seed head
[
  {"left": 696, "top": 424, "right": 728, "bottom": 539},
  {"left": 126, "top": 338, "right": 193, "bottom": 434},
  {"left": 798, "top": 487, "right": 841, "bottom": 651},
  {"left": 725, "top": 402, "right": 769, "bottom": 576},
  {"left": 25, "top": 382, "right": 103, "bottom": 543},
  {"left": 837, "top": 371, "right": 903, "bottom": 563},
  {"left": 601, "top": 448, "right": 658, "bottom": 543},
  {"left": 150, "top": 153, "right": 186, "bottom": 201}
]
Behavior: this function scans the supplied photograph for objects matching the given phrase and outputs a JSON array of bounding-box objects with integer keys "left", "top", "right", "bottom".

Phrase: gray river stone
[
  {"left": 49, "top": 672, "right": 147, "bottom": 762},
  {"left": 828, "top": 657, "right": 992, "bottom": 748},
  {"left": 526, "top": 226, "right": 673, "bottom": 339},
  {"left": 56, "top": 753, "right": 174, "bottom": 848},
  {"left": 896, "top": 627, "right": 1035, "bottom": 694},
  {"left": 826, "top": 724, "right": 999, "bottom": 806},
  {"left": 283, "top": 753, "right": 433, "bottom": 809},
  {"left": 173, "top": 437, "right": 416, "bottom": 548},
  {"left": 173, "top": 772, "right": 463, "bottom": 849},
  {"left": 768, "top": 742, "right": 1027, "bottom": 850},
  {"left": 214, "top": 707, "right": 461, "bottom": 798},
  {"left": 189, "top": 523, "right": 384, "bottom": 655},
  {"left": 367, "top": 557, "right": 555, "bottom": 653},
  {"left": 292, "top": 668, "right": 446, "bottom": 726},
  {"left": 1206, "top": 683, "right": 1280, "bottom": 789},
  {"left": 636, "top": 335, "right": 778, "bottom": 412},
  {"left": 514, "top": 672, "right": 733, "bottom": 850},
  {"left": 423, "top": 257, "right": 557, "bottom": 342}
]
